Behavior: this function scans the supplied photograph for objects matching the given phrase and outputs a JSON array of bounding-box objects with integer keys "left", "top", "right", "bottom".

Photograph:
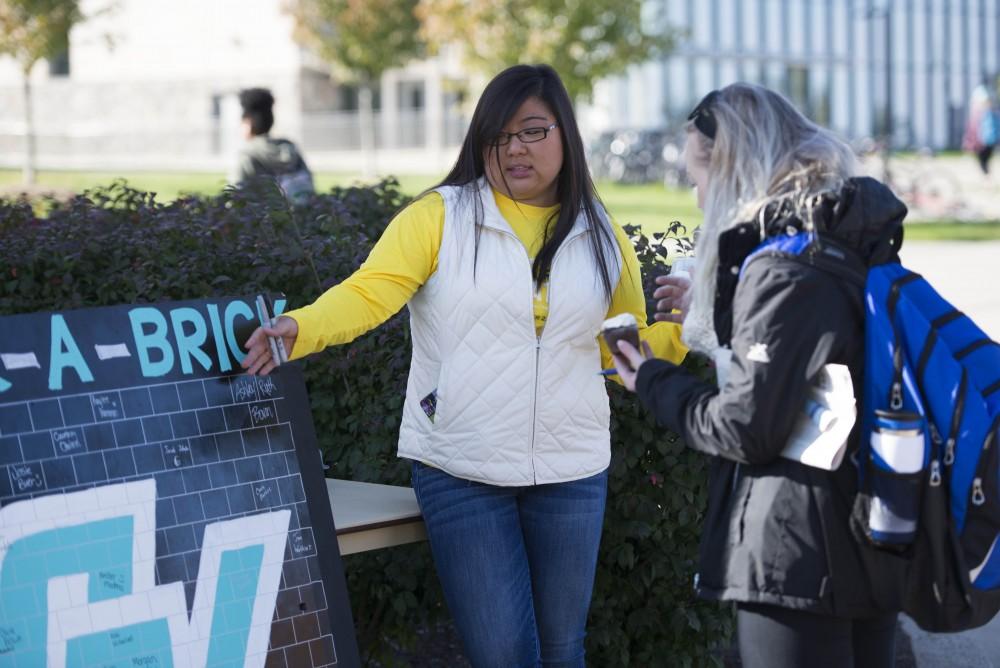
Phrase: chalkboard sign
[{"left": 0, "top": 297, "right": 361, "bottom": 667}]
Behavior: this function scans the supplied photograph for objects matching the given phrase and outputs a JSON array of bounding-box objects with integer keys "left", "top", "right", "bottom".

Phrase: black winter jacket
[{"left": 636, "top": 177, "right": 911, "bottom": 617}]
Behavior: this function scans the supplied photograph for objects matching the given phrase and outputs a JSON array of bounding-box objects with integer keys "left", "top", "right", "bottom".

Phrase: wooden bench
[{"left": 326, "top": 478, "right": 427, "bottom": 555}]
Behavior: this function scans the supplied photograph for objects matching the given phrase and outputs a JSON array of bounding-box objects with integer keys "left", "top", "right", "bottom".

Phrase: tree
[
  {"left": 0, "top": 0, "right": 82, "bottom": 185},
  {"left": 416, "top": 0, "right": 675, "bottom": 102},
  {"left": 286, "top": 0, "right": 424, "bottom": 176}
]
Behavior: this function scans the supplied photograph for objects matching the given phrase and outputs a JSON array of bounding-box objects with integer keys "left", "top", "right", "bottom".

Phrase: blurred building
[
  {"left": 588, "top": 0, "right": 1000, "bottom": 150},
  {"left": 3, "top": 0, "right": 998, "bottom": 173},
  {"left": 0, "top": 0, "right": 467, "bottom": 173}
]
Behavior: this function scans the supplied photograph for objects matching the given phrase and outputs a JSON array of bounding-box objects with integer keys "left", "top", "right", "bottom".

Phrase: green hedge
[{"left": 0, "top": 180, "right": 733, "bottom": 666}]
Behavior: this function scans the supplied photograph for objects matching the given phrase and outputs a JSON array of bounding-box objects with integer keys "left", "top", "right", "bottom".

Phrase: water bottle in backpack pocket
[{"left": 866, "top": 410, "right": 927, "bottom": 549}]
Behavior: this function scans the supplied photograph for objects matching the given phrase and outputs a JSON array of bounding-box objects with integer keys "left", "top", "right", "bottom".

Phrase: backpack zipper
[
  {"left": 970, "top": 415, "right": 1000, "bottom": 508},
  {"left": 943, "top": 370, "right": 968, "bottom": 467},
  {"left": 887, "top": 272, "right": 921, "bottom": 410},
  {"left": 916, "top": 325, "right": 944, "bottom": 486},
  {"left": 929, "top": 422, "right": 944, "bottom": 487},
  {"left": 930, "top": 460, "right": 943, "bottom": 487}
]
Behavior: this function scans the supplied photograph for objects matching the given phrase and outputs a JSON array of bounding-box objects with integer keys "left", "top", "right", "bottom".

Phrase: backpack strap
[
  {"left": 985, "top": 379, "right": 1000, "bottom": 398},
  {"left": 738, "top": 230, "right": 815, "bottom": 276},
  {"left": 886, "top": 270, "right": 923, "bottom": 410},
  {"left": 809, "top": 234, "right": 868, "bottom": 287},
  {"left": 740, "top": 230, "right": 868, "bottom": 288}
]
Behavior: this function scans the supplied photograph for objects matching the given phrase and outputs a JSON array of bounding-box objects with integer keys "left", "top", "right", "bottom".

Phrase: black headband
[{"left": 687, "top": 90, "right": 720, "bottom": 140}]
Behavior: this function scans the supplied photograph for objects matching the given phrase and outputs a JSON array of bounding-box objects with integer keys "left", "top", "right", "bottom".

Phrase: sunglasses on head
[{"left": 687, "top": 90, "right": 720, "bottom": 140}]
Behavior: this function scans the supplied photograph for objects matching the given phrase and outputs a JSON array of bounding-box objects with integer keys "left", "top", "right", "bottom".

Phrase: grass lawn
[
  {"left": 2, "top": 168, "right": 996, "bottom": 240},
  {"left": 901, "top": 221, "right": 1000, "bottom": 240}
]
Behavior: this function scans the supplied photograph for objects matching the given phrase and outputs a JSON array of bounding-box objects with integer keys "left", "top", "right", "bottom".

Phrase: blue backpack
[
  {"left": 747, "top": 229, "right": 1000, "bottom": 630},
  {"left": 855, "top": 263, "right": 1000, "bottom": 631}
]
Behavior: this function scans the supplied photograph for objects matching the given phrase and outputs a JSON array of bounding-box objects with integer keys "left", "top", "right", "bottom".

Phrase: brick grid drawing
[{"left": 0, "top": 372, "right": 338, "bottom": 667}]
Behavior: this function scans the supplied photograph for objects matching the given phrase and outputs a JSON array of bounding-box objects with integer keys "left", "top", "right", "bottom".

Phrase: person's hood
[{"left": 761, "top": 176, "right": 907, "bottom": 265}]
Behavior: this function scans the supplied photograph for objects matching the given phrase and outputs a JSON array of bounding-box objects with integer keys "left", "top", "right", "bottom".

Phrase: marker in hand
[{"left": 256, "top": 295, "right": 288, "bottom": 365}]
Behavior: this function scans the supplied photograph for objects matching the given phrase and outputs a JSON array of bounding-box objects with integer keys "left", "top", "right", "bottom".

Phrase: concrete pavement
[
  {"left": 895, "top": 241, "right": 1000, "bottom": 667},
  {"left": 900, "top": 241, "right": 1000, "bottom": 340}
]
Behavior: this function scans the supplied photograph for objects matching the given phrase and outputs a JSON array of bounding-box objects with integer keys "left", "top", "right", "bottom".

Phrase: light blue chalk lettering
[
  {"left": 48, "top": 314, "right": 94, "bottom": 391},
  {"left": 205, "top": 545, "right": 264, "bottom": 667},
  {"left": 273, "top": 299, "right": 286, "bottom": 316},
  {"left": 168, "top": 308, "right": 211, "bottom": 375},
  {"left": 0, "top": 376, "right": 9, "bottom": 393},
  {"left": 129, "top": 308, "right": 174, "bottom": 378},
  {"left": 206, "top": 304, "right": 232, "bottom": 373},
  {"left": 0, "top": 517, "right": 134, "bottom": 666},
  {"left": 223, "top": 301, "right": 253, "bottom": 364}
]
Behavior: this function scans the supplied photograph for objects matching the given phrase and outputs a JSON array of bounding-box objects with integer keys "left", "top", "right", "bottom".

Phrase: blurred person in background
[
  {"left": 962, "top": 83, "right": 1000, "bottom": 178},
  {"left": 230, "top": 87, "right": 315, "bottom": 201}
]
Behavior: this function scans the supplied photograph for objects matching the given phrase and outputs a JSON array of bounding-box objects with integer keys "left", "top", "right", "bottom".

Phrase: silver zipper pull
[
  {"left": 972, "top": 478, "right": 986, "bottom": 506},
  {"left": 944, "top": 439, "right": 955, "bottom": 466},
  {"left": 929, "top": 460, "right": 942, "bottom": 487},
  {"left": 890, "top": 382, "right": 903, "bottom": 410},
  {"left": 929, "top": 423, "right": 943, "bottom": 445}
]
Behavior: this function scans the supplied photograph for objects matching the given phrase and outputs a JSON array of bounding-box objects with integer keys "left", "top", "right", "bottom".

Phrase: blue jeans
[{"left": 411, "top": 461, "right": 608, "bottom": 668}]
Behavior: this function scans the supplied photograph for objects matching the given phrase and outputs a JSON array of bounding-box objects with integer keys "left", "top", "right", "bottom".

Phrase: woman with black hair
[{"left": 242, "top": 64, "right": 686, "bottom": 666}]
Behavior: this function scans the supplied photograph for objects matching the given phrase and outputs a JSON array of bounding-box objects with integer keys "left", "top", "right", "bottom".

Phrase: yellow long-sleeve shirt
[{"left": 285, "top": 189, "right": 687, "bottom": 379}]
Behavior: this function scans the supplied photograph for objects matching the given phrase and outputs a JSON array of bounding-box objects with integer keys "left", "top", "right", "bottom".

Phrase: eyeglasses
[
  {"left": 687, "top": 90, "right": 720, "bottom": 140},
  {"left": 492, "top": 123, "right": 559, "bottom": 146}
]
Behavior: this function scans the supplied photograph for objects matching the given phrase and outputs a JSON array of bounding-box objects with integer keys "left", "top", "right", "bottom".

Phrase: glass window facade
[{"left": 599, "top": 0, "right": 1000, "bottom": 149}]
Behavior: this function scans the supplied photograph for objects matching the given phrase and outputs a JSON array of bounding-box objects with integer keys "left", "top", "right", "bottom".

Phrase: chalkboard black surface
[{"left": 0, "top": 297, "right": 360, "bottom": 667}]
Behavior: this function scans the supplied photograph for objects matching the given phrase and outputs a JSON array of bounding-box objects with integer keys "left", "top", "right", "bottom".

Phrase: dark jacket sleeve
[{"left": 635, "top": 255, "right": 860, "bottom": 465}]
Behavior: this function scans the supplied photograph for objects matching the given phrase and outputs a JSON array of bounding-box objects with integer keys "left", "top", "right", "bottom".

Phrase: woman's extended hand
[
  {"left": 652, "top": 274, "right": 692, "bottom": 323},
  {"left": 242, "top": 315, "right": 299, "bottom": 376},
  {"left": 611, "top": 339, "right": 654, "bottom": 392}
]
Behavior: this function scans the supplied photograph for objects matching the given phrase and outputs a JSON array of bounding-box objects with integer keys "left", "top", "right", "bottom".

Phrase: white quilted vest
[{"left": 397, "top": 178, "right": 622, "bottom": 486}]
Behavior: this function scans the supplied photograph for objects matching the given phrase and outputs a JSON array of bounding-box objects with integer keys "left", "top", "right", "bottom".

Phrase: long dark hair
[{"left": 426, "top": 64, "right": 618, "bottom": 303}]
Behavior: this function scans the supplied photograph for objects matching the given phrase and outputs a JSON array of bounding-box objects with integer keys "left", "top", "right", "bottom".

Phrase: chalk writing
[
  {"left": 110, "top": 631, "right": 134, "bottom": 648},
  {"left": 254, "top": 482, "right": 275, "bottom": 504},
  {"left": 10, "top": 463, "right": 44, "bottom": 492},
  {"left": 0, "top": 626, "right": 22, "bottom": 654},
  {"left": 52, "top": 429, "right": 84, "bottom": 454},
  {"left": 162, "top": 441, "right": 192, "bottom": 468},
  {"left": 255, "top": 375, "right": 278, "bottom": 398},
  {"left": 91, "top": 393, "right": 122, "bottom": 420},
  {"left": 99, "top": 570, "right": 127, "bottom": 594},
  {"left": 290, "top": 529, "right": 316, "bottom": 557},
  {"left": 232, "top": 377, "right": 258, "bottom": 403},
  {"left": 249, "top": 402, "right": 276, "bottom": 427}
]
